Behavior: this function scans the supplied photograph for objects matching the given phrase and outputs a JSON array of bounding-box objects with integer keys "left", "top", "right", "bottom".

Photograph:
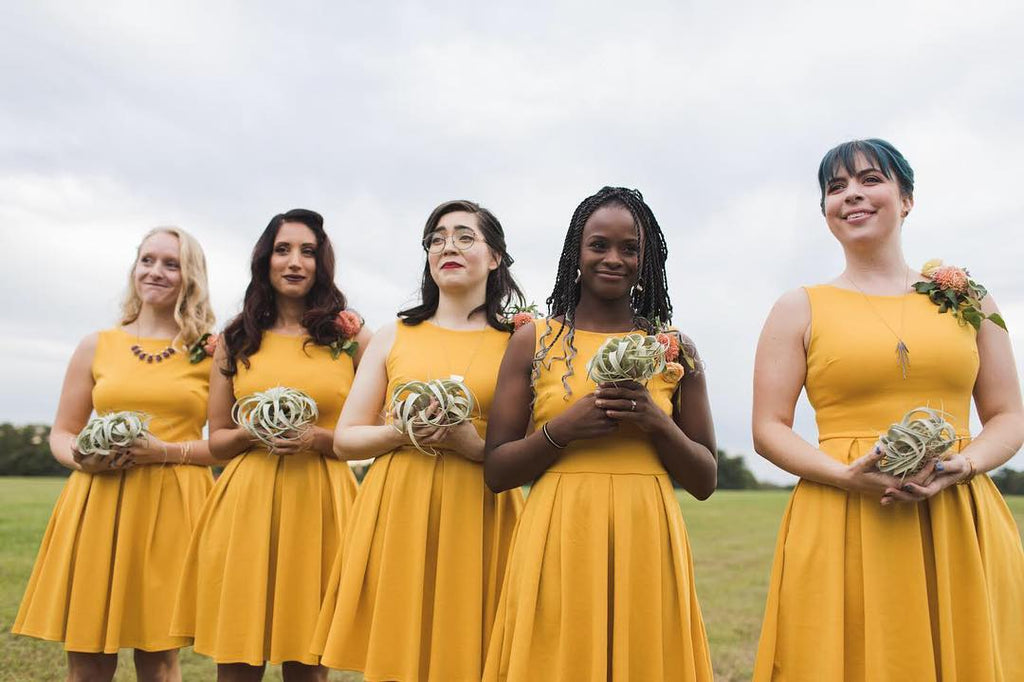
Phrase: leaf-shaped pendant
[{"left": 896, "top": 340, "right": 910, "bottom": 379}]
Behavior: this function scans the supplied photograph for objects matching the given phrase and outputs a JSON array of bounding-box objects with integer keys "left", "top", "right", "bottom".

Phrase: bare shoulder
[{"left": 367, "top": 319, "right": 399, "bottom": 351}]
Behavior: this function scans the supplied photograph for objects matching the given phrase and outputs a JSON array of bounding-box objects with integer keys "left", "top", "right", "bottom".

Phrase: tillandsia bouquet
[
  {"left": 876, "top": 407, "right": 959, "bottom": 481},
  {"left": 75, "top": 411, "right": 149, "bottom": 456},
  {"left": 232, "top": 386, "right": 319, "bottom": 450},
  {"left": 388, "top": 378, "right": 475, "bottom": 456},
  {"left": 587, "top": 333, "right": 668, "bottom": 384},
  {"left": 329, "top": 310, "right": 364, "bottom": 359},
  {"left": 188, "top": 333, "right": 219, "bottom": 364},
  {"left": 914, "top": 259, "right": 1007, "bottom": 331},
  {"left": 507, "top": 302, "right": 541, "bottom": 331}
]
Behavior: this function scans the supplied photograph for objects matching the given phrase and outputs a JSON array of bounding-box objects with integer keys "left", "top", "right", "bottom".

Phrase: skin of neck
[
  {"left": 431, "top": 281, "right": 489, "bottom": 330},
  {"left": 839, "top": 232, "right": 914, "bottom": 290},
  {"left": 273, "top": 295, "right": 307, "bottom": 332},
  {"left": 131, "top": 303, "right": 180, "bottom": 338},
  {"left": 573, "top": 289, "right": 635, "bottom": 332}
]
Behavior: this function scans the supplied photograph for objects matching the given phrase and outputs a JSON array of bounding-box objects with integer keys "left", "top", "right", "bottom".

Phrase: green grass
[{"left": 1, "top": 478, "right": 1022, "bottom": 681}]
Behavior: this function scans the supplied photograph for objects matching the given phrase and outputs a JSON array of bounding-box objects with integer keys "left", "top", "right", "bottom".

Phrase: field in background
[{"left": 2, "top": 478, "right": 1022, "bottom": 681}]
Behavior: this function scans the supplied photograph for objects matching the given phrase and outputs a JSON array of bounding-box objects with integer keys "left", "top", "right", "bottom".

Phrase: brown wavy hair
[{"left": 220, "top": 209, "right": 350, "bottom": 376}]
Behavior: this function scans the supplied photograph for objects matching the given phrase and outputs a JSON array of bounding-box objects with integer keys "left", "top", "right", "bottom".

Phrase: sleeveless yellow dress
[
  {"left": 312, "top": 321, "right": 524, "bottom": 681},
  {"left": 753, "top": 286, "right": 1024, "bottom": 681},
  {"left": 12, "top": 328, "right": 214, "bottom": 653},
  {"left": 482, "top": 323, "right": 714, "bottom": 682},
  {"left": 170, "top": 331, "right": 358, "bottom": 665}
]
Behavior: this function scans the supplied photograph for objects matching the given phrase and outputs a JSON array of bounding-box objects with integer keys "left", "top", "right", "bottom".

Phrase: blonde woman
[{"left": 13, "top": 227, "right": 220, "bottom": 682}]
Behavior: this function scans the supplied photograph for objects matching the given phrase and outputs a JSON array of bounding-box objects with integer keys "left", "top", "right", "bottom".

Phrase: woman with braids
[
  {"left": 13, "top": 227, "right": 218, "bottom": 681},
  {"left": 171, "top": 209, "right": 371, "bottom": 681},
  {"left": 482, "top": 187, "right": 717, "bottom": 681},
  {"left": 312, "top": 200, "right": 526, "bottom": 681},
  {"left": 752, "top": 139, "right": 1023, "bottom": 680}
]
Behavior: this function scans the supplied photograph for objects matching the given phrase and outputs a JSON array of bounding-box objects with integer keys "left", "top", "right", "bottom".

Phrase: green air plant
[
  {"left": 876, "top": 407, "right": 959, "bottom": 481},
  {"left": 389, "top": 378, "right": 475, "bottom": 456},
  {"left": 76, "top": 411, "right": 149, "bottom": 456},
  {"left": 232, "top": 386, "right": 319, "bottom": 450},
  {"left": 586, "top": 333, "right": 667, "bottom": 384}
]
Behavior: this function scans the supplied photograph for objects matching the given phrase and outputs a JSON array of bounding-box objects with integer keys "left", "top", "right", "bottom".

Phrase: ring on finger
[{"left": 630, "top": 399, "right": 637, "bottom": 412}]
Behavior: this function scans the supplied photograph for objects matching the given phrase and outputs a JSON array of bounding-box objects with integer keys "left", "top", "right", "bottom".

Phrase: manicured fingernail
[
  {"left": 935, "top": 461, "right": 944, "bottom": 471},
  {"left": 902, "top": 484, "right": 913, "bottom": 492}
]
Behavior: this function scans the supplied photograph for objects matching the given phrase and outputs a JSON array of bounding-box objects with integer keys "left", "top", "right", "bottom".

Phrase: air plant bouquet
[
  {"left": 232, "top": 386, "right": 319, "bottom": 451},
  {"left": 876, "top": 407, "right": 959, "bottom": 481},
  {"left": 587, "top": 333, "right": 668, "bottom": 384},
  {"left": 388, "top": 378, "right": 475, "bottom": 455},
  {"left": 75, "top": 411, "right": 149, "bottom": 456}
]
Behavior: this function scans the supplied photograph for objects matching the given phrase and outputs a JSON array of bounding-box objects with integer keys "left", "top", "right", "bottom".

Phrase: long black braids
[{"left": 531, "top": 187, "right": 676, "bottom": 399}]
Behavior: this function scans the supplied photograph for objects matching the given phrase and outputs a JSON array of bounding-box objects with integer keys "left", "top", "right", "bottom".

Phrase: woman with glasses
[{"left": 312, "top": 200, "right": 526, "bottom": 682}]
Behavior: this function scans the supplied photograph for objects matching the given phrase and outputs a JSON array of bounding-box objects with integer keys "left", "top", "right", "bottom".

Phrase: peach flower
[
  {"left": 931, "top": 266, "right": 969, "bottom": 295},
  {"left": 662, "top": 362, "right": 684, "bottom": 383},
  {"left": 512, "top": 312, "right": 535, "bottom": 330},
  {"left": 336, "top": 310, "right": 363, "bottom": 337},
  {"left": 203, "top": 333, "right": 219, "bottom": 356},
  {"left": 656, "top": 332, "right": 680, "bottom": 363}
]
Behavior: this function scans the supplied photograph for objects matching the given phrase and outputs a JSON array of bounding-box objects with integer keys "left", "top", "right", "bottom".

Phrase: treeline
[{"left": 1, "top": 423, "right": 1022, "bottom": 495}]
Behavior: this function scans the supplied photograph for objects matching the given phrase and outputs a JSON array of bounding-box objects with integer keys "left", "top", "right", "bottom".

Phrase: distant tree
[
  {"left": 716, "top": 450, "right": 761, "bottom": 490},
  {"left": 991, "top": 467, "right": 1024, "bottom": 496},
  {"left": 0, "top": 423, "right": 66, "bottom": 476}
]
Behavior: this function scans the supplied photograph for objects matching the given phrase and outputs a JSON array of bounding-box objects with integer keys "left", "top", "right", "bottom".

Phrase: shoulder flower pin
[
  {"left": 913, "top": 260, "right": 1006, "bottom": 331},
  {"left": 188, "top": 332, "right": 219, "bottom": 364},
  {"left": 507, "top": 302, "right": 541, "bottom": 330},
  {"left": 655, "top": 327, "right": 696, "bottom": 382},
  {"left": 330, "top": 310, "right": 364, "bottom": 359}
]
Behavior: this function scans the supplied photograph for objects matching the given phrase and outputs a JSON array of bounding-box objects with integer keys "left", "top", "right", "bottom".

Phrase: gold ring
[{"left": 630, "top": 400, "right": 637, "bottom": 412}]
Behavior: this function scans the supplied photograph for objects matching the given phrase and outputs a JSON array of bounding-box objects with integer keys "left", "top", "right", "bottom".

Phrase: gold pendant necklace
[{"left": 843, "top": 269, "right": 912, "bottom": 379}]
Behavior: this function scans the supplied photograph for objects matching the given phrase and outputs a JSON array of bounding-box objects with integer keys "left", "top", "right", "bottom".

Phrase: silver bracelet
[{"left": 541, "top": 422, "right": 567, "bottom": 449}]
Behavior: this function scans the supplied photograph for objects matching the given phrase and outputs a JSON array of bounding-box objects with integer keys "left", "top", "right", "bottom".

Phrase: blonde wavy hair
[{"left": 120, "top": 227, "right": 216, "bottom": 348}]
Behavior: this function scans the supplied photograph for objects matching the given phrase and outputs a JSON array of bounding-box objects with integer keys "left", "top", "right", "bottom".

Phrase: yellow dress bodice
[{"left": 532, "top": 321, "right": 680, "bottom": 475}]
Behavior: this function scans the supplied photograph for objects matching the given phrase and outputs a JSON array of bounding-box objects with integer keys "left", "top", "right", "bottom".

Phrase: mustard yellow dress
[
  {"left": 12, "top": 328, "right": 214, "bottom": 653},
  {"left": 753, "top": 286, "right": 1024, "bottom": 681},
  {"left": 171, "top": 331, "right": 358, "bottom": 665},
  {"left": 312, "top": 321, "right": 524, "bottom": 681},
  {"left": 482, "top": 323, "right": 714, "bottom": 682}
]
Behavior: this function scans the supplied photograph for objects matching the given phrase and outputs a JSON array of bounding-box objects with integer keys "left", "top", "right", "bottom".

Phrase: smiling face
[
  {"left": 425, "top": 210, "right": 499, "bottom": 292},
  {"left": 822, "top": 153, "right": 913, "bottom": 247},
  {"left": 578, "top": 204, "right": 641, "bottom": 300},
  {"left": 133, "top": 231, "right": 183, "bottom": 309},
  {"left": 269, "top": 221, "right": 318, "bottom": 298}
]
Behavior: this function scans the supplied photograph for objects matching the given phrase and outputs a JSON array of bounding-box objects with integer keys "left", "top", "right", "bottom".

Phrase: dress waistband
[{"left": 818, "top": 430, "right": 971, "bottom": 443}]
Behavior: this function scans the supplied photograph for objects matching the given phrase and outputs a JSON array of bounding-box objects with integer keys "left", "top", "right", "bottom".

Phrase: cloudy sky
[{"left": 2, "top": 0, "right": 1022, "bottom": 482}]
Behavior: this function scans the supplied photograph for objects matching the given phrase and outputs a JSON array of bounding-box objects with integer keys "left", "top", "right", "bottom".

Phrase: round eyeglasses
[{"left": 423, "top": 231, "right": 477, "bottom": 254}]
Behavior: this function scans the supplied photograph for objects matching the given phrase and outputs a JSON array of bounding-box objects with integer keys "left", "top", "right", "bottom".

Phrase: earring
[
  {"left": 574, "top": 268, "right": 581, "bottom": 283},
  {"left": 634, "top": 281, "right": 644, "bottom": 294}
]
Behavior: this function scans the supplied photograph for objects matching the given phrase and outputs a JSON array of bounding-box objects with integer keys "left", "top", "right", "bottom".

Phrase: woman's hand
[
  {"left": 880, "top": 455, "right": 971, "bottom": 505},
  {"left": 267, "top": 426, "right": 330, "bottom": 456},
  {"left": 110, "top": 435, "right": 171, "bottom": 465},
  {"left": 834, "top": 445, "right": 904, "bottom": 497},
  {"left": 545, "top": 392, "right": 620, "bottom": 444},
  {"left": 72, "top": 445, "right": 132, "bottom": 473},
  {"left": 410, "top": 418, "right": 485, "bottom": 461},
  {"left": 594, "top": 380, "right": 672, "bottom": 433}
]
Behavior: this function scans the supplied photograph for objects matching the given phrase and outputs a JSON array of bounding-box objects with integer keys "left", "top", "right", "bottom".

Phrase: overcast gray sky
[{"left": 2, "top": 0, "right": 1022, "bottom": 482}]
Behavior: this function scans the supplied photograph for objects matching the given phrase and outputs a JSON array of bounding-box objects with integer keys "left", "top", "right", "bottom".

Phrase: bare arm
[
  {"left": 207, "top": 342, "right": 257, "bottom": 461},
  {"left": 484, "top": 322, "right": 618, "bottom": 492},
  {"left": 752, "top": 289, "right": 898, "bottom": 495},
  {"left": 333, "top": 322, "right": 407, "bottom": 460},
  {"left": 49, "top": 333, "right": 109, "bottom": 471},
  {"left": 594, "top": 336, "right": 717, "bottom": 500}
]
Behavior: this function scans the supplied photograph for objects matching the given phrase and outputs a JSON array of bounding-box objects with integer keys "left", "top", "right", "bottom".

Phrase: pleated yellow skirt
[
  {"left": 754, "top": 437, "right": 1024, "bottom": 681},
  {"left": 171, "top": 451, "right": 357, "bottom": 665},
  {"left": 313, "top": 449, "right": 523, "bottom": 681},
  {"left": 13, "top": 465, "right": 214, "bottom": 652},
  {"left": 483, "top": 471, "right": 714, "bottom": 682}
]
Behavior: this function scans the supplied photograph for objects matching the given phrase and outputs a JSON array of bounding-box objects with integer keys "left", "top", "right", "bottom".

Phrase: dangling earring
[
  {"left": 574, "top": 268, "right": 581, "bottom": 283},
  {"left": 633, "top": 281, "right": 644, "bottom": 294}
]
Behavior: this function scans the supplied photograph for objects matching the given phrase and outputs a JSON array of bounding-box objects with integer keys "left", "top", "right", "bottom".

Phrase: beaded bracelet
[{"left": 541, "top": 423, "right": 567, "bottom": 450}]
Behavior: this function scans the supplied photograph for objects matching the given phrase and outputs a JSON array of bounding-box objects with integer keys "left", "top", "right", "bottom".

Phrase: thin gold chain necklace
[{"left": 843, "top": 268, "right": 912, "bottom": 379}]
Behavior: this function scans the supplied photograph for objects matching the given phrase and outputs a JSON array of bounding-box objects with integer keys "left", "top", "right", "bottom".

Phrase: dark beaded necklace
[{"left": 130, "top": 344, "right": 177, "bottom": 364}]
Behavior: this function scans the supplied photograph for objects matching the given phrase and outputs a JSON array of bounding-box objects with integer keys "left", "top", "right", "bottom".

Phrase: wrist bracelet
[
  {"left": 541, "top": 423, "right": 567, "bottom": 450},
  {"left": 957, "top": 454, "right": 976, "bottom": 485}
]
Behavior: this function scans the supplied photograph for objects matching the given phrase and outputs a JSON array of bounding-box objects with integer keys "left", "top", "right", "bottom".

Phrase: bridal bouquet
[
  {"left": 75, "top": 411, "right": 149, "bottom": 456},
  {"left": 232, "top": 386, "right": 319, "bottom": 450},
  {"left": 876, "top": 407, "right": 959, "bottom": 481},
  {"left": 587, "top": 333, "right": 668, "bottom": 384},
  {"left": 389, "top": 378, "right": 475, "bottom": 456}
]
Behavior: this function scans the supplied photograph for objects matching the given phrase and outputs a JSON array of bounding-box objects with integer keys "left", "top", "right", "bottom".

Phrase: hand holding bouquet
[
  {"left": 389, "top": 378, "right": 475, "bottom": 456},
  {"left": 587, "top": 333, "right": 667, "bottom": 384},
  {"left": 876, "top": 407, "right": 958, "bottom": 482},
  {"left": 232, "top": 386, "right": 319, "bottom": 452}
]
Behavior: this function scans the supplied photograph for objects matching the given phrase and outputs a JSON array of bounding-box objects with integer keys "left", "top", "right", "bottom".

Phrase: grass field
[{"left": 1, "top": 478, "right": 1022, "bottom": 681}]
